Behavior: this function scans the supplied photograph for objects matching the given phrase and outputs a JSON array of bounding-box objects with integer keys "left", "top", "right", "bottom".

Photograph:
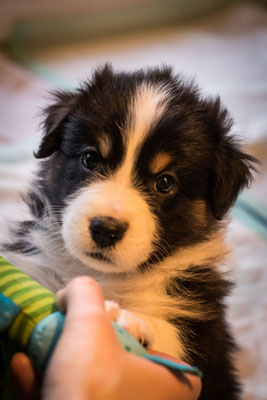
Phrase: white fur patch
[{"left": 120, "top": 83, "right": 170, "bottom": 182}]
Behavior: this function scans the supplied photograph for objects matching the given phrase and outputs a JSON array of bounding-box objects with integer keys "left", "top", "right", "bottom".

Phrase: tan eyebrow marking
[
  {"left": 191, "top": 200, "right": 208, "bottom": 228},
  {"left": 98, "top": 133, "right": 112, "bottom": 158},
  {"left": 150, "top": 152, "right": 173, "bottom": 174}
]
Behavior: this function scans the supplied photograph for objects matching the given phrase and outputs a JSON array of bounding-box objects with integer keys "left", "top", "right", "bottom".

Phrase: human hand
[{"left": 11, "top": 276, "right": 201, "bottom": 400}]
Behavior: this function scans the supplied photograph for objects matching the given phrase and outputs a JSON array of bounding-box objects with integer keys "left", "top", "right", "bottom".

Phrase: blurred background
[{"left": 0, "top": 1, "right": 266, "bottom": 399}]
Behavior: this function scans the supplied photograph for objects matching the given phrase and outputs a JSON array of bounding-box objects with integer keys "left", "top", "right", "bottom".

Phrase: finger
[
  {"left": 56, "top": 276, "right": 120, "bottom": 348},
  {"left": 147, "top": 349, "right": 202, "bottom": 399},
  {"left": 10, "top": 353, "right": 40, "bottom": 400},
  {"left": 56, "top": 276, "right": 105, "bottom": 316},
  {"left": 124, "top": 352, "right": 202, "bottom": 400},
  {"left": 43, "top": 277, "right": 122, "bottom": 399}
]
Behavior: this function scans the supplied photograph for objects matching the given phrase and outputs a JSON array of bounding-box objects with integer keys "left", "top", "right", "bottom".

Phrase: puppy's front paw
[
  {"left": 104, "top": 300, "right": 120, "bottom": 322},
  {"left": 104, "top": 301, "right": 154, "bottom": 348},
  {"left": 117, "top": 309, "right": 154, "bottom": 348}
]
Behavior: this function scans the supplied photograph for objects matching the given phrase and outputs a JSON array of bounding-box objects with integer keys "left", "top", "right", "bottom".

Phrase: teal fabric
[
  {"left": 0, "top": 294, "right": 20, "bottom": 333},
  {"left": 232, "top": 194, "right": 267, "bottom": 240},
  {"left": 27, "top": 311, "right": 64, "bottom": 375},
  {"left": 146, "top": 354, "right": 202, "bottom": 377},
  {"left": 0, "top": 295, "right": 20, "bottom": 399},
  {"left": 111, "top": 321, "right": 147, "bottom": 356},
  {"left": 111, "top": 322, "right": 202, "bottom": 377}
]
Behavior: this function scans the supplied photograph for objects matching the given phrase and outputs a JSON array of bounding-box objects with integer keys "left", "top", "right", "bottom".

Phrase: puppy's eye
[
  {"left": 155, "top": 175, "right": 176, "bottom": 194},
  {"left": 81, "top": 151, "right": 100, "bottom": 170}
]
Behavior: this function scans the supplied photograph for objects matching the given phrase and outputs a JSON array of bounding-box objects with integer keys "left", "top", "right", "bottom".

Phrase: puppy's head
[{"left": 35, "top": 65, "right": 255, "bottom": 273}]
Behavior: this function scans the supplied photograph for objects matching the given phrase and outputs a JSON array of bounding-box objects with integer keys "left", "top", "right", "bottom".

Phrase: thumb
[{"left": 56, "top": 276, "right": 120, "bottom": 349}]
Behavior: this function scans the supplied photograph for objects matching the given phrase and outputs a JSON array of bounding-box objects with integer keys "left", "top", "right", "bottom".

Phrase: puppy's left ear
[
  {"left": 34, "top": 91, "right": 78, "bottom": 159},
  {"left": 211, "top": 139, "right": 257, "bottom": 220}
]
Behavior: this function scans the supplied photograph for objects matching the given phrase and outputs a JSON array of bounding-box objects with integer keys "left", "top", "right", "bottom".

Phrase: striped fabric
[{"left": 0, "top": 256, "right": 57, "bottom": 348}]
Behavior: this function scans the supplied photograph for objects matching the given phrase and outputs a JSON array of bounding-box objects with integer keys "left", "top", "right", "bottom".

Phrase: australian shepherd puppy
[{"left": 3, "top": 65, "right": 255, "bottom": 399}]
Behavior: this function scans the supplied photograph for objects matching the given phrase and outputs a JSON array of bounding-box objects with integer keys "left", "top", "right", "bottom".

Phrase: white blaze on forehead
[{"left": 117, "top": 83, "right": 170, "bottom": 182}]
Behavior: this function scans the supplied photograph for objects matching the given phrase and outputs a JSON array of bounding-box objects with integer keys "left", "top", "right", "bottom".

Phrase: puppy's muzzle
[{"left": 89, "top": 217, "right": 128, "bottom": 248}]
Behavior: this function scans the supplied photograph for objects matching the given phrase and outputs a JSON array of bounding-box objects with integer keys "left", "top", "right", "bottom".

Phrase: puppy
[{"left": 2, "top": 65, "right": 255, "bottom": 399}]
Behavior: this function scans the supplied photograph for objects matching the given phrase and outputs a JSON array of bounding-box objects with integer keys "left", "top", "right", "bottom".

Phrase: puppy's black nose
[{"left": 89, "top": 217, "right": 128, "bottom": 248}]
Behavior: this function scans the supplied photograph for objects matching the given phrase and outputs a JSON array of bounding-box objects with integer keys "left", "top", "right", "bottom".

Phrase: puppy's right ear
[{"left": 34, "top": 91, "right": 78, "bottom": 159}]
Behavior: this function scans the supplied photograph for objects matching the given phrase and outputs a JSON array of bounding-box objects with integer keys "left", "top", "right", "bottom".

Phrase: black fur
[
  {"left": 3, "top": 65, "right": 257, "bottom": 400},
  {"left": 167, "top": 267, "right": 241, "bottom": 399}
]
